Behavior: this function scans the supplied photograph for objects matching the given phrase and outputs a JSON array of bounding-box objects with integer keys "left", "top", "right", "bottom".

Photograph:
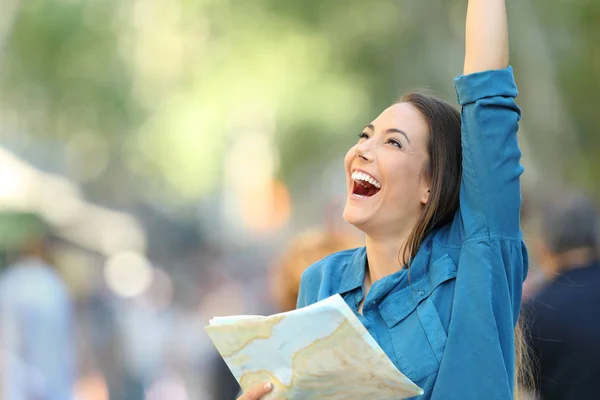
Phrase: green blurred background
[{"left": 0, "top": 0, "right": 598, "bottom": 398}]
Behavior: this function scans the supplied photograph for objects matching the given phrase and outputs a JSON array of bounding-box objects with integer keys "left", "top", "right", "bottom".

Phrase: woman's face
[{"left": 343, "top": 102, "right": 431, "bottom": 237}]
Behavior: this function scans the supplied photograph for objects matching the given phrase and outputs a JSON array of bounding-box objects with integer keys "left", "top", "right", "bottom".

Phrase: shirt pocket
[{"left": 378, "top": 253, "right": 457, "bottom": 383}]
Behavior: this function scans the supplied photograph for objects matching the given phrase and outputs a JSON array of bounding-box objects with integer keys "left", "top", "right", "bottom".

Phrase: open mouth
[{"left": 351, "top": 171, "right": 381, "bottom": 198}]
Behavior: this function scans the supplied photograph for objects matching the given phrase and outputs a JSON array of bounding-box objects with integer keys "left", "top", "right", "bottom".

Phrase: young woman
[{"left": 241, "top": 0, "right": 527, "bottom": 398}]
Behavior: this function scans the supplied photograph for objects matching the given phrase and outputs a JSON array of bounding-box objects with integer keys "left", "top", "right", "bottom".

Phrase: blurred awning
[{"left": 0, "top": 146, "right": 146, "bottom": 256}]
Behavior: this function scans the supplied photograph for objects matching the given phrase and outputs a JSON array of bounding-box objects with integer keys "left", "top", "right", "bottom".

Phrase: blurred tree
[
  {"left": 0, "top": 0, "right": 598, "bottom": 207},
  {"left": 0, "top": 0, "right": 137, "bottom": 140}
]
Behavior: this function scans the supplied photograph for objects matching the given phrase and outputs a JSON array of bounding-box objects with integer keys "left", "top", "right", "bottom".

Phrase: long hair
[
  {"left": 515, "top": 315, "right": 536, "bottom": 399},
  {"left": 398, "top": 91, "right": 462, "bottom": 266},
  {"left": 397, "top": 91, "right": 533, "bottom": 399}
]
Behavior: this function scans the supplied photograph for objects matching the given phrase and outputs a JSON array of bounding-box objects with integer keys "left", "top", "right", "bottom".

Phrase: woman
[{"left": 241, "top": 0, "right": 527, "bottom": 398}]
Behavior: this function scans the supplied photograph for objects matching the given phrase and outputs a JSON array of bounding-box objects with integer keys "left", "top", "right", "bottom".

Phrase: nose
[{"left": 354, "top": 141, "right": 375, "bottom": 162}]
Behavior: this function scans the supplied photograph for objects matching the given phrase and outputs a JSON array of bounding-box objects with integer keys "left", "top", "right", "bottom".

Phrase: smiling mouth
[{"left": 351, "top": 171, "right": 381, "bottom": 198}]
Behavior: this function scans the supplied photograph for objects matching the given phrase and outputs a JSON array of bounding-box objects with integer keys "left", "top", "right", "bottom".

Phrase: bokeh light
[{"left": 104, "top": 251, "right": 154, "bottom": 298}]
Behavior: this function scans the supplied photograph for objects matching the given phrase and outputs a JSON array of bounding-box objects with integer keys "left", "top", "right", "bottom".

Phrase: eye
[
  {"left": 387, "top": 139, "right": 402, "bottom": 149},
  {"left": 358, "top": 132, "right": 370, "bottom": 141}
]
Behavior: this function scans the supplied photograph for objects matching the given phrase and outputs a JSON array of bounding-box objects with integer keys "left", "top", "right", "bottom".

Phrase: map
[{"left": 205, "top": 294, "right": 423, "bottom": 399}]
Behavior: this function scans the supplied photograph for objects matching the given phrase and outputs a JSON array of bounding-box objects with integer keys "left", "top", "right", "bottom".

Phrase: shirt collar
[
  {"left": 339, "top": 246, "right": 367, "bottom": 293},
  {"left": 338, "top": 233, "right": 437, "bottom": 295}
]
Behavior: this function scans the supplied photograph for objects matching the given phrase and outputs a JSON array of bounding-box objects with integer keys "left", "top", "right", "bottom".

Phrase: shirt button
[{"left": 417, "top": 290, "right": 425, "bottom": 296}]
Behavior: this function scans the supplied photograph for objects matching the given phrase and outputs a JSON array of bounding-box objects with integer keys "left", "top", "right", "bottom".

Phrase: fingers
[{"left": 238, "top": 382, "right": 273, "bottom": 400}]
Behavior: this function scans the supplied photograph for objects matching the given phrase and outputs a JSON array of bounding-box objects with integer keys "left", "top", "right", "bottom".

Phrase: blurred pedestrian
[
  {"left": 524, "top": 191, "right": 600, "bottom": 399},
  {"left": 270, "top": 228, "right": 359, "bottom": 313},
  {"left": 0, "top": 211, "right": 76, "bottom": 400}
]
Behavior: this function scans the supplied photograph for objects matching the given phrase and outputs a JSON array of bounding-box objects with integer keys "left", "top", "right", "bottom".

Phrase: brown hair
[
  {"left": 398, "top": 92, "right": 462, "bottom": 266},
  {"left": 397, "top": 91, "right": 534, "bottom": 398},
  {"left": 515, "top": 317, "right": 536, "bottom": 399}
]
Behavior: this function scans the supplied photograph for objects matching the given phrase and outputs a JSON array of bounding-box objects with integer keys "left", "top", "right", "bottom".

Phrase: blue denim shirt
[{"left": 297, "top": 67, "right": 528, "bottom": 400}]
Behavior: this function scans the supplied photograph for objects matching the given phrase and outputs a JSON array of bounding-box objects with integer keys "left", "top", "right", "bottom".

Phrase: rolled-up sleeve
[{"left": 454, "top": 66, "right": 524, "bottom": 239}]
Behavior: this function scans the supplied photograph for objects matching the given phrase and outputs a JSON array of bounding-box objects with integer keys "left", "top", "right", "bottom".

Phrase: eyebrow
[{"left": 365, "top": 124, "right": 411, "bottom": 144}]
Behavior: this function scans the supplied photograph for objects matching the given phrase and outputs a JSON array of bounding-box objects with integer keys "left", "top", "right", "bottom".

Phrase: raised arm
[
  {"left": 464, "top": 0, "right": 509, "bottom": 74},
  {"left": 432, "top": 2, "right": 527, "bottom": 399},
  {"left": 453, "top": 0, "right": 523, "bottom": 239}
]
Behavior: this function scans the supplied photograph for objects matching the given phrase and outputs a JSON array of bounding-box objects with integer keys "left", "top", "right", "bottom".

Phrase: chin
[{"left": 343, "top": 204, "right": 370, "bottom": 230}]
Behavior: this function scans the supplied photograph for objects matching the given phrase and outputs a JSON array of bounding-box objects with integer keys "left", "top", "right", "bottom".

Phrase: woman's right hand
[{"left": 237, "top": 382, "right": 273, "bottom": 400}]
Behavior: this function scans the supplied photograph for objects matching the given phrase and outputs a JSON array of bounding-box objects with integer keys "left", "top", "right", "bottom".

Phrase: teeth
[{"left": 351, "top": 171, "right": 381, "bottom": 188}]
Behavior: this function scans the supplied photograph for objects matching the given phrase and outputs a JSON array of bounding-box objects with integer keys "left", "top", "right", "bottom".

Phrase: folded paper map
[{"left": 205, "top": 294, "right": 423, "bottom": 399}]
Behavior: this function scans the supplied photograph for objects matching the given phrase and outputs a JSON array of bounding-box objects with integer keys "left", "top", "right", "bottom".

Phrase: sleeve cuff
[{"left": 454, "top": 66, "right": 518, "bottom": 105}]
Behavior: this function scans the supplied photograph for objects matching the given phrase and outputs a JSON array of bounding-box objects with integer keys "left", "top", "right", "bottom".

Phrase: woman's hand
[{"left": 237, "top": 382, "right": 273, "bottom": 400}]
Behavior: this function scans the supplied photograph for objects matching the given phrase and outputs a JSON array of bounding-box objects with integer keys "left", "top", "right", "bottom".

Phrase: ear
[{"left": 419, "top": 183, "right": 431, "bottom": 206}]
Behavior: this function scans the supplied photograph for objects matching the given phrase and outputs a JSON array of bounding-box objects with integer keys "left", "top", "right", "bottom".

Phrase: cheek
[
  {"left": 398, "top": 156, "right": 429, "bottom": 186},
  {"left": 416, "top": 159, "right": 433, "bottom": 191},
  {"left": 384, "top": 158, "right": 415, "bottom": 183},
  {"left": 382, "top": 159, "right": 423, "bottom": 199},
  {"left": 344, "top": 147, "right": 355, "bottom": 170}
]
